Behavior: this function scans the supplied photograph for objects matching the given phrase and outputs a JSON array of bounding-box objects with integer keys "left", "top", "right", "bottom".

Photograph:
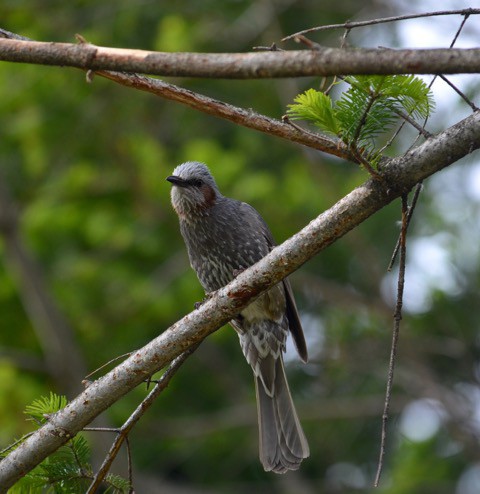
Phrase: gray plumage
[{"left": 167, "top": 161, "right": 309, "bottom": 473}]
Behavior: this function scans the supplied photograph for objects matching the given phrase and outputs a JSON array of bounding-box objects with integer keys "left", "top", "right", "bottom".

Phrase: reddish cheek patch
[{"left": 201, "top": 184, "right": 217, "bottom": 207}]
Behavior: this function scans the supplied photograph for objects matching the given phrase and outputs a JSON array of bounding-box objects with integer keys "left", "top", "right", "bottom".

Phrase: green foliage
[
  {"left": 287, "top": 88, "right": 341, "bottom": 136},
  {"left": 5, "top": 395, "right": 130, "bottom": 493},
  {"left": 24, "top": 392, "right": 68, "bottom": 424},
  {"left": 287, "top": 75, "right": 434, "bottom": 157}
]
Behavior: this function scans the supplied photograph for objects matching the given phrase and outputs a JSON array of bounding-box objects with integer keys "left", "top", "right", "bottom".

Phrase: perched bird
[{"left": 167, "top": 161, "right": 309, "bottom": 473}]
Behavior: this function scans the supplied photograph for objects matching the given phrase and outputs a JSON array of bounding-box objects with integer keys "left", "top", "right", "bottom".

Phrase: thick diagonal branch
[{"left": 0, "top": 110, "right": 479, "bottom": 491}]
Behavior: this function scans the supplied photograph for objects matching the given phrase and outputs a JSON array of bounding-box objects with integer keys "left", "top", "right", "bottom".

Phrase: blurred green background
[{"left": 1, "top": 1, "right": 480, "bottom": 492}]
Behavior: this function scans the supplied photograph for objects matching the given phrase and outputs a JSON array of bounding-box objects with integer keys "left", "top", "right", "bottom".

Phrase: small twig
[
  {"left": 252, "top": 42, "right": 283, "bottom": 51},
  {"left": 125, "top": 436, "right": 133, "bottom": 494},
  {"left": 374, "top": 195, "right": 409, "bottom": 487},
  {"left": 392, "top": 108, "right": 433, "bottom": 139},
  {"left": 450, "top": 12, "right": 472, "bottom": 47},
  {"left": 282, "top": 8, "right": 480, "bottom": 41},
  {"left": 350, "top": 147, "right": 384, "bottom": 182},
  {"left": 86, "top": 344, "right": 199, "bottom": 494},
  {"left": 82, "top": 427, "right": 120, "bottom": 433},
  {"left": 323, "top": 28, "right": 350, "bottom": 96},
  {"left": 387, "top": 183, "right": 422, "bottom": 271},
  {"left": 281, "top": 114, "right": 310, "bottom": 133},
  {"left": 352, "top": 92, "right": 376, "bottom": 144},
  {"left": 292, "top": 34, "right": 324, "bottom": 50},
  {"left": 439, "top": 75, "right": 479, "bottom": 111},
  {"left": 83, "top": 352, "right": 133, "bottom": 381},
  {"left": 0, "top": 433, "right": 35, "bottom": 457},
  {"left": 0, "top": 28, "right": 30, "bottom": 41}
]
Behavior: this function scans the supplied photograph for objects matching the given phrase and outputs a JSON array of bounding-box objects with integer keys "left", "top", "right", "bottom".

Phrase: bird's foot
[
  {"left": 233, "top": 268, "right": 245, "bottom": 278},
  {"left": 194, "top": 292, "right": 214, "bottom": 310}
]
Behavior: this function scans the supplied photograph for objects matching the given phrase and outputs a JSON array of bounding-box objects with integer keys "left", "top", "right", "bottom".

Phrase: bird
[{"left": 166, "top": 161, "right": 309, "bottom": 473}]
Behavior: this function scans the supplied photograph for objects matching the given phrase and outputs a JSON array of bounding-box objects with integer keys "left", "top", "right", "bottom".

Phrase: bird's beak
[{"left": 166, "top": 175, "right": 187, "bottom": 187}]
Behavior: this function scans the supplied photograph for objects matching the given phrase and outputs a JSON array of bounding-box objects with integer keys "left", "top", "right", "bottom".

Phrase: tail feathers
[{"left": 255, "top": 357, "right": 309, "bottom": 473}]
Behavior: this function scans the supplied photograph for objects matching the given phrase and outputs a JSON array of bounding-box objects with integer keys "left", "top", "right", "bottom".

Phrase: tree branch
[
  {"left": 282, "top": 8, "right": 480, "bottom": 40},
  {"left": 0, "top": 109, "right": 479, "bottom": 490},
  {"left": 1, "top": 36, "right": 480, "bottom": 78},
  {"left": 95, "top": 70, "right": 354, "bottom": 160}
]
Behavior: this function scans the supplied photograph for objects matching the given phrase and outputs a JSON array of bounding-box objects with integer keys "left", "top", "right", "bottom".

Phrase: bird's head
[{"left": 167, "top": 161, "right": 221, "bottom": 217}]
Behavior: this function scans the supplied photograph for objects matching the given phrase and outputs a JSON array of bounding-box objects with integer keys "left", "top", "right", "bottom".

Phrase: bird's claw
[
  {"left": 194, "top": 292, "right": 214, "bottom": 310},
  {"left": 233, "top": 268, "right": 245, "bottom": 278}
]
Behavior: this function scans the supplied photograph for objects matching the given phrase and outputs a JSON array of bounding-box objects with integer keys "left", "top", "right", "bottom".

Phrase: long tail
[{"left": 255, "top": 356, "right": 309, "bottom": 473}]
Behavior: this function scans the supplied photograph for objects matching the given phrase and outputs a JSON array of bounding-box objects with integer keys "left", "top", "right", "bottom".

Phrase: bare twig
[
  {"left": 392, "top": 108, "right": 433, "bottom": 139},
  {"left": 86, "top": 344, "right": 199, "bottom": 493},
  {"left": 350, "top": 147, "right": 384, "bottom": 182},
  {"left": 374, "top": 195, "right": 409, "bottom": 487},
  {"left": 252, "top": 42, "right": 283, "bottom": 51},
  {"left": 292, "top": 34, "right": 323, "bottom": 50},
  {"left": 439, "top": 75, "right": 479, "bottom": 111},
  {"left": 282, "top": 8, "right": 480, "bottom": 41},
  {"left": 96, "top": 70, "right": 355, "bottom": 161},
  {"left": 387, "top": 183, "right": 422, "bottom": 271},
  {"left": 323, "top": 28, "right": 351, "bottom": 96},
  {"left": 0, "top": 433, "right": 35, "bottom": 458},
  {"left": 83, "top": 352, "right": 133, "bottom": 381}
]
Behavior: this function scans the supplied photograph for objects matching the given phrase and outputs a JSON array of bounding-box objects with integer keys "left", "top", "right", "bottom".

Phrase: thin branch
[
  {"left": 387, "top": 183, "right": 423, "bottom": 271},
  {"left": 86, "top": 345, "right": 199, "bottom": 493},
  {"left": 0, "top": 22, "right": 354, "bottom": 162},
  {"left": 1, "top": 110, "right": 480, "bottom": 491},
  {"left": 83, "top": 352, "right": 133, "bottom": 381},
  {"left": 450, "top": 11, "right": 472, "bottom": 47},
  {"left": 374, "top": 195, "right": 409, "bottom": 487},
  {"left": 0, "top": 433, "right": 35, "bottom": 457},
  {"left": 96, "top": 70, "right": 354, "bottom": 161},
  {"left": 392, "top": 109, "right": 433, "bottom": 139},
  {"left": 422, "top": 13, "right": 478, "bottom": 116},
  {"left": 1, "top": 36, "right": 480, "bottom": 77},
  {"left": 282, "top": 8, "right": 480, "bottom": 41},
  {"left": 350, "top": 147, "right": 384, "bottom": 182},
  {"left": 439, "top": 75, "right": 479, "bottom": 111}
]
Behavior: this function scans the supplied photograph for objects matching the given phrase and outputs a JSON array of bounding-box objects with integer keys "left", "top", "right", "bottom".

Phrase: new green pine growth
[
  {"left": 286, "top": 75, "right": 434, "bottom": 156},
  {"left": 24, "top": 392, "right": 68, "bottom": 424},
  {"left": 11, "top": 435, "right": 131, "bottom": 493},
  {"left": 335, "top": 82, "right": 399, "bottom": 147},
  {"left": 372, "top": 74, "right": 435, "bottom": 118},
  {"left": 104, "top": 474, "right": 132, "bottom": 492},
  {"left": 8, "top": 394, "right": 131, "bottom": 493},
  {"left": 286, "top": 88, "right": 341, "bottom": 135}
]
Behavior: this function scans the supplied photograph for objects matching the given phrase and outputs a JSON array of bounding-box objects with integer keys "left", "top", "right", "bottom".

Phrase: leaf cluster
[
  {"left": 4, "top": 394, "right": 130, "bottom": 494},
  {"left": 286, "top": 75, "right": 434, "bottom": 158}
]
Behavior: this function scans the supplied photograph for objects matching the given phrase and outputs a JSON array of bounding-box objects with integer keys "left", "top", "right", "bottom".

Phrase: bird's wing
[
  {"left": 282, "top": 278, "right": 308, "bottom": 363},
  {"left": 240, "top": 202, "right": 308, "bottom": 363}
]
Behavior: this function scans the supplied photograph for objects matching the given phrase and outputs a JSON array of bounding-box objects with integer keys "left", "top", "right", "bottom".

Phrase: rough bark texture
[{"left": 1, "top": 37, "right": 480, "bottom": 78}]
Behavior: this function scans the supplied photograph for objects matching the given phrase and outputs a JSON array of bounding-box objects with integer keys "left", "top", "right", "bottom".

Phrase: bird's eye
[{"left": 190, "top": 179, "right": 203, "bottom": 187}]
